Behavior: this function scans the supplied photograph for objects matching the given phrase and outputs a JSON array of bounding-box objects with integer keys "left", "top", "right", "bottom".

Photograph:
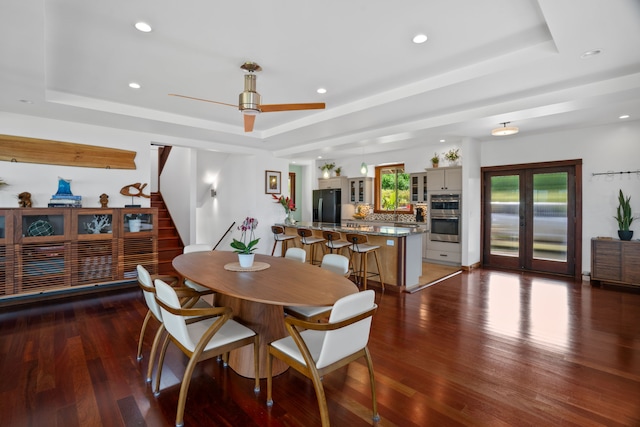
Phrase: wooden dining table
[{"left": 172, "top": 250, "right": 359, "bottom": 378}]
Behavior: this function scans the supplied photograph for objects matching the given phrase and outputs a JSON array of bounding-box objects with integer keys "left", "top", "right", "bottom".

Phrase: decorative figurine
[
  {"left": 100, "top": 193, "right": 109, "bottom": 208},
  {"left": 18, "top": 191, "right": 32, "bottom": 207},
  {"left": 120, "top": 182, "right": 150, "bottom": 207}
]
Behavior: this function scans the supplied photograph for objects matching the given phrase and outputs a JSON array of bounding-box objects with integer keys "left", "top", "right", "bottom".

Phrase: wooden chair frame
[
  {"left": 136, "top": 273, "right": 213, "bottom": 383},
  {"left": 267, "top": 306, "right": 379, "bottom": 427},
  {"left": 154, "top": 297, "right": 259, "bottom": 427}
]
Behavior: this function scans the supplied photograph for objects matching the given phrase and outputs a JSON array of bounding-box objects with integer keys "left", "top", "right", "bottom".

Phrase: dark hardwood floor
[{"left": 1, "top": 269, "right": 639, "bottom": 427}]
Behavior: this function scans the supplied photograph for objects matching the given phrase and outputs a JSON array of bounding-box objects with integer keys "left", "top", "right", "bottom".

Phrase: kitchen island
[{"left": 277, "top": 221, "right": 425, "bottom": 291}]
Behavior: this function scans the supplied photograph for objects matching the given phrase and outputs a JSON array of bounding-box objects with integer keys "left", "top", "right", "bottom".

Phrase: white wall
[
  {"left": 481, "top": 120, "right": 640, "bottom": 272},
  {"left": 0, "top": 113, "right": 150, "bottom": 208}
]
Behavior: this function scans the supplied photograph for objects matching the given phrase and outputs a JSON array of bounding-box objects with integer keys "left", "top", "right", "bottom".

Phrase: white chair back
[
  {"left": 183, "top": 243, "right": 214, "bottom": 254},
  {"left": 285, "top": 247, "right": 306, "bottom": 263},
  {"left": 316, "top": 290, "right": 375, "bottom": 369},
  {"left": 155, "top": 279, "right": 196, "bottom": 352},
  {"left": 137, "top": 265, "right": 163, "bottom": 321},
  {"left": 320, "top": 254, "right": 349, "bottom": 276}
]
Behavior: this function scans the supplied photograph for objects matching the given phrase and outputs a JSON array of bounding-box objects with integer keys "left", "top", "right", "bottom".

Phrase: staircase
[{"left": 151, "top": 192, "right": 184, "bottom": 275}]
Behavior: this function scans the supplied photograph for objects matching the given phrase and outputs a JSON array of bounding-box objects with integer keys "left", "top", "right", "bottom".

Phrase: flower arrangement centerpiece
[
  {"left": 230, "top": 217, "right": 260, "bottom": 267},
  {"left": 444, "top": 148, "right": 460, "bottom": 165},
  {"left": 272, "top": 194, "right": 296, "bottom": 224}
]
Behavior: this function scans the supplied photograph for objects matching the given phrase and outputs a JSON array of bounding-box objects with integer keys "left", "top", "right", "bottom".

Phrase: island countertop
[{"left": 275, "top": 221, "right": 426, "bottom": 237}]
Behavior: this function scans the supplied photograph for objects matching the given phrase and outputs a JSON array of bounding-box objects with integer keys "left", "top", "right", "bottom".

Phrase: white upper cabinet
[{"left": 426, "top": 167, "right": 462, "bottom": 191}]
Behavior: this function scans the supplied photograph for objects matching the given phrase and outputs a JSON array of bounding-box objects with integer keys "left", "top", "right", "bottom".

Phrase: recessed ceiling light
[
  {"left": 317, "top": 88, "right": 327, "bottom": 94},
  {"left": 580, "top": 49, "right": 602, "bottom": 59},
  {"left": 619, "top": 114, "right": 630, "bottom": 119},
  {"left": 134, "top": 22, "right": 152, "bottom": 33},
  {"left": 19, "top": 99, "right": 33, "bottom": 104},
  {"left": 317, "top": 156, "right": 322, "bottom": 159},
  {"left": 412, "top": 34, "right": 428, "bottom": 44},
  {"left": 440, "top": 139, "right": 446, "bottom": 143},
  {"left": 128, "top": 82, "right": 141, "bottom": 89}
]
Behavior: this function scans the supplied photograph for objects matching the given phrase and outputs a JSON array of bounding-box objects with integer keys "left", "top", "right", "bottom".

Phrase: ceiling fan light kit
[
  {"left": 169, "top": 61, "right": 325, "bottom": 132},
  {"left": 491, "top": 122, "right": 519, "bottom": 136}
]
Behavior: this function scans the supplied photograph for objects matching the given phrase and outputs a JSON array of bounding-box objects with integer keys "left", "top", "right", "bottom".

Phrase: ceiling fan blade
[
  {"left": 244, "top": 114, "right": 256, "bottom": 132},
  {"left": 259, "top": 103, "right": 325, "bottom": 113},
  {"left": 168, "top": 93, "right": 237, "bottom": 108}
]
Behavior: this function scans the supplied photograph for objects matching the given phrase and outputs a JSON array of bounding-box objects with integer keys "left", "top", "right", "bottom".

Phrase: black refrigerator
[{"left": 313, "top": 189, "right": 341, "bottom": 223}]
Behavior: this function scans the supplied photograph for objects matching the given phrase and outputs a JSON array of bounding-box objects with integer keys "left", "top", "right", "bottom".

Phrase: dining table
[{"left": 172, "top": 250, "right": 359, "bottom": 378}]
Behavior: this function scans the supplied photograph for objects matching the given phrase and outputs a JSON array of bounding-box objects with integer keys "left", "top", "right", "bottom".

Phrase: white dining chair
[
  {"left": 284, "top": 254, "right": 350, "bottom": 322},
  {"left": 182, "top": 244, "right": 215, "bottom": 294},
  {"left": 153, "top": 278, "right": 260, "bottom": 427},
  {"left": 135, "top": 265, "right": 212, "bottom": 384},
  {"left": 284, "top": 247, "right": 306, "bottom": 263},
  {"left": 267, "top": 290, "right": 379, "bottom": 427}
]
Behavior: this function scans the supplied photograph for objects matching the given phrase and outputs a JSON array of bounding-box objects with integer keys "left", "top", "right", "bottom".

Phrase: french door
[{"left": 482, "top": 161, "right": 581, "bottom": 278}]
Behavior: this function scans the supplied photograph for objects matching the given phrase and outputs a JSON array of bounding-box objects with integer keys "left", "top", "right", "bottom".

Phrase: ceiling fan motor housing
[{"left": 239, "top": 74, "right": 260, "bottom": 114}]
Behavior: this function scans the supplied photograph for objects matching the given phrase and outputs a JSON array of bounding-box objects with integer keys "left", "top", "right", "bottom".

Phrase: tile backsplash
[{"left": 352, "top": 203, "right": 427, "bottom": 223}]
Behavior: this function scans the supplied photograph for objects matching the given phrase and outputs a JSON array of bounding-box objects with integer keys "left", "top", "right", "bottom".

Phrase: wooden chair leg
[
  {"left": 146, "top": 324, "right": 165, "bottom": 383},
  {"left": 309, "top": 366, "right": 331, "bottom": 427},
  {"left": 364, "top": 347, "right": 380, "bottom": 422},
  {"left": 154, "top": 336, "right": 172, "bottom": 396},
  {"left": 266, "top": 351, "right": 274, "bottom": 406},
  {"left": 137, "top": 311, "right": 152, "bottom": 361},
  {"left": 373, "top": 250, "right": 384, "bottom": 291},
  {"left": 363, "top": 252, "right": 368, "bottom": 290},
  {"left": 253, "top": 335, "right": 260, "bottom": 393},
  {"left": 271, "top": 240, "right": 277, "bottom": 256},
  {"left": 175, "top": 354, "right": 200, "bottom": 427}
]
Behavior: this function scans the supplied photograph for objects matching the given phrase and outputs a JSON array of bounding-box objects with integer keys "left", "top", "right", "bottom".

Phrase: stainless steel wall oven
[{"left": 430, "top": 194, "right": 461, "bottom": 243}]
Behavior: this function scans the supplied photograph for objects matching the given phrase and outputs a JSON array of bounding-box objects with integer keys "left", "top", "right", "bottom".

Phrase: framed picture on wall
[{"left": 265, "top": 170, "right": 281, "bottom": 194}]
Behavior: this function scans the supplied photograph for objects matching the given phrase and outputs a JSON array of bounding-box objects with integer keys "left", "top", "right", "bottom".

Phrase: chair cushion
[
  {"left": 275, "top": 234, "right": 296, "bottom": 241},
  {"left": 185, "top": 317, "right": 255, "bottom": 353},
  {"left": 184, "top": 279, "right": 210, "bottom": 293},
  {"left": 285, "top": 305, "right": 331, "bottom": 319},
  {"left": 349, "top": 243, "right": 380, "bottom": 253},
  {"left": 271, "top": 330, "right": 326, "bottom": 366},
  {"left": 301, "top": 237, "right": 325, "bottom": 245},
  {"left": 326, "top": 240, "right": 350, "bottom": 249}
]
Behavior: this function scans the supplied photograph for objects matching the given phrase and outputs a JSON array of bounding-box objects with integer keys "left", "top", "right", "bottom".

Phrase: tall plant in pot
[{"left": 614, "top": 189, "right": 634, "bottom": 240}]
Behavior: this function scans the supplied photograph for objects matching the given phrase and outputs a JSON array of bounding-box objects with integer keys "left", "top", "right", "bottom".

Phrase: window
[{"left": 374, "top": 164, "right": 412, "bottom": 213}]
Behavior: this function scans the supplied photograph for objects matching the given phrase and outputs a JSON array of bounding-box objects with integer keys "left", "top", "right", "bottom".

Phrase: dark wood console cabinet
[
  {"left": 0, "top": 208, "right": 157, "bottom": 304},
  {"left": 591, "top": 238, "right": 640, "bottom": 288}
]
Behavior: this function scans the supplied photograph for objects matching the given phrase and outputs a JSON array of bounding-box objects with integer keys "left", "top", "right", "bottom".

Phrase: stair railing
[{"left": 213, "top": 221, "right": 236, "bottom": 250}]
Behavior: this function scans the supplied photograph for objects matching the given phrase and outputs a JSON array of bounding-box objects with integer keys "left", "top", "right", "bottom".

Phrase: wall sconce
[{"left": 210, "top": 188, "right": 217, "bottom": 197}]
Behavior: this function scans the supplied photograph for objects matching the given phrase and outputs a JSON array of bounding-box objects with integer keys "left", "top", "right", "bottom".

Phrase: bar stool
[
  {"left": 271, "top": 225, "right": 296, "bottom": 257},
  {"left": 297, "top": 228, "right": 325, "bottom": 265},
  {"left": 322, "top": 230, "right": 351, "bottom": 256},
  {"left": 345, "top": 233, "right": 384, "bottom": 291}
]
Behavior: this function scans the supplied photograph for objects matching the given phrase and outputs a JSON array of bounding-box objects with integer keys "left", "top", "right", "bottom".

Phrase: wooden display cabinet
[
  {"left": 0, "top": 210, "right": 14, "bottom": 296},
  {"left": 591, "top": 238, "right": 640, "bottom": 288},
  {"left": 1, "top": 207, "right": 158, "bottom": 304}
]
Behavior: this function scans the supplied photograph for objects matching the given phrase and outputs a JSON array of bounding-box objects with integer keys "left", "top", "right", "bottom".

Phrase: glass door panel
[
  {"left": 532, "top": 172, "right": 567, "bottom": 262},
  {"left": 489, "top": 175, "right": 520, "bottom": 257}
]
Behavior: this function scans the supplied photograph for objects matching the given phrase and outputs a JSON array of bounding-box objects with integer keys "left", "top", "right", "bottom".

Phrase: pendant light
[
  {"left": 360, "top": 147, "right": 368, "bottom": 175},
  {"left": 491, "top": 121, "right": 519, "bottom": 136}
]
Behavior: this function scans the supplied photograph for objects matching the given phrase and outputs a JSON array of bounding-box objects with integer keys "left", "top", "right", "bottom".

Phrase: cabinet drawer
[{"left": 426, "top": 249, "right": 461, "bottom": 263}]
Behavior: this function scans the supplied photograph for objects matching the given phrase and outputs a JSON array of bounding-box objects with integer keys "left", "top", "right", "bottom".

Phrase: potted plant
[
  {"left": 319, "top": 162, "right": 335, "bottom": 178},
  {"left": 444, "top": 148, "right": 460, "bottom": 165},
  {"left": 125, "top": 213, "right": 143, "bottom": 232},
  {"left": 430, "top": 153, "right": 440, "bottom": 168},
  {"left": 230, "top": 217, "right": 260, "bottom": 267},
  {"left": 334, "top": 166, "right": 342, "bottom": 177},
  {"left": 614, "top": 189, "right": 634, "bottom": 240}
]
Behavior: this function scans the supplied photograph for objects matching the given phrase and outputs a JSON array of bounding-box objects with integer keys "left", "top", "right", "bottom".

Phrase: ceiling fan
[{"left": 169, "top": 62, "right": 326, "bottom": 132}]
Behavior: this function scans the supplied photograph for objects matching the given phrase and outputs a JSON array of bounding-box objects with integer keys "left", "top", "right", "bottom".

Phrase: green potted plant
[
  {"left": 614, "top": 189, "right": 634, "bottom": 240},
  {"left": 430, "top": 153, "right": 440, "bottom": 168},
  {"left": 319, "top": 162, "right": 335, "bottom": 178},
  {"left": 444, "top": 148, "right": 460, "bottom": 165},
  {"left": 334, "top": 166, "right": 342, "bottom": 176}
]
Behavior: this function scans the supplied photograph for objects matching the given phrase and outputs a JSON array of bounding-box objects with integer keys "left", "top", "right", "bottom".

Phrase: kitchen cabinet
[
  {"left": 318, "top": 176, "right": 346, "bottom": 190},
  {"left": 426, "top": 166, "right": 462, "bottom": 191},
  {"left": 348, "top": 177, "right": 373, "bottom": 203},
  {"left": 410, "top": 172, "right": 428, "bottom": 202},
  {"left": 591, "top": 238, "right": 640, "bottom": 288},
  {"left": 426, "top": 240, "right": 461, "bottom": 265},
  {"left": 1, "top": 207, "right": 158, "bottom": 304}
]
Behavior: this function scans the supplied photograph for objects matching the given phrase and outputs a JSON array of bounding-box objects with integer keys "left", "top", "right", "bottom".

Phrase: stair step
[{"left": 158, "top": 227, "right": 179, "bottom": 238}]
